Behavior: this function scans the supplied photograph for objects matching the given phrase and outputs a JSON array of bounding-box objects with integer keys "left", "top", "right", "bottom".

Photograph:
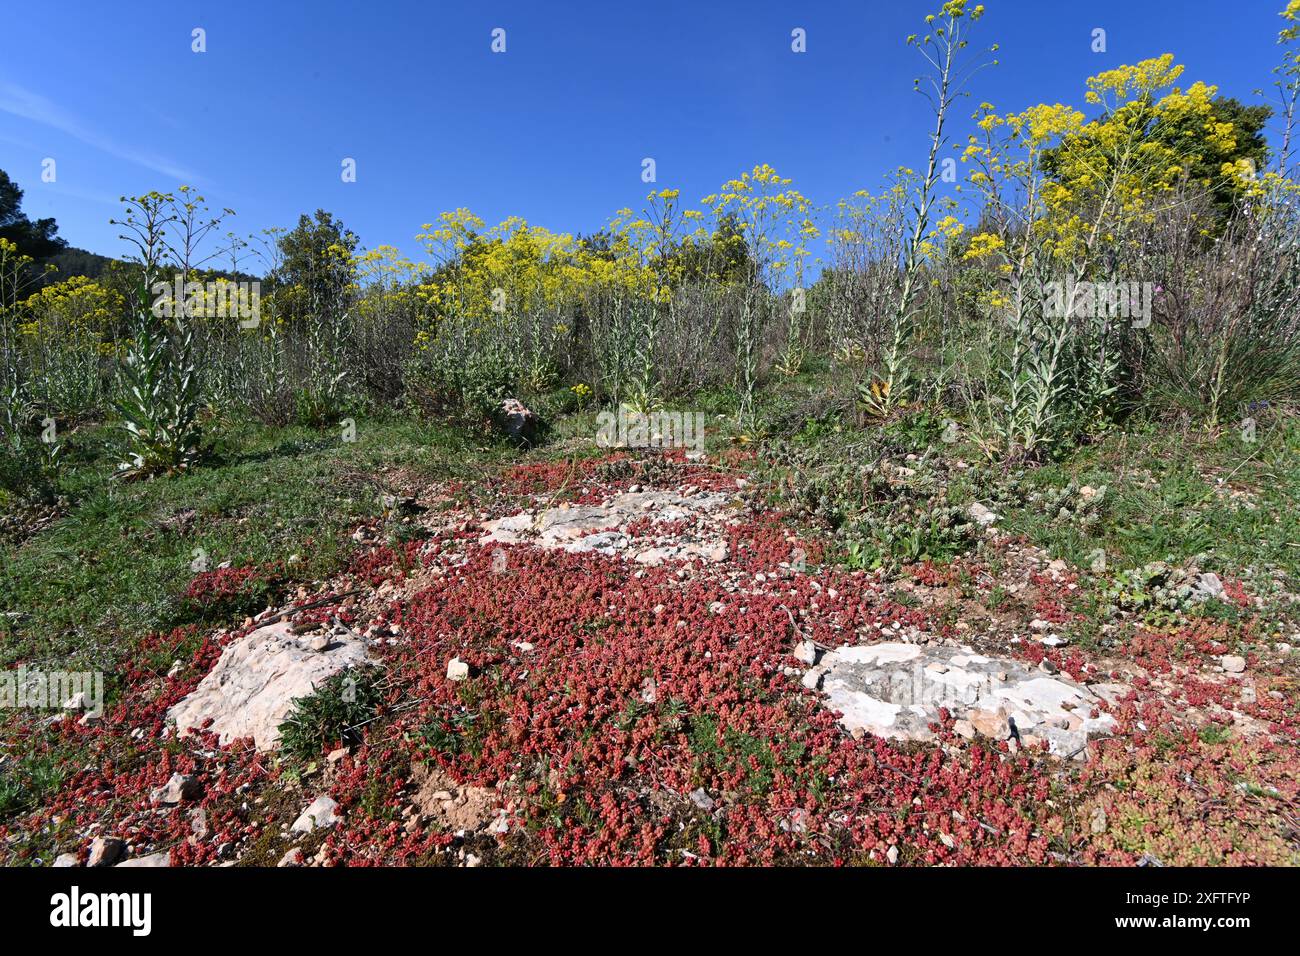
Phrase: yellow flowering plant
[{"left": 702, "top": 164, "right": 814, "bottom": 418}]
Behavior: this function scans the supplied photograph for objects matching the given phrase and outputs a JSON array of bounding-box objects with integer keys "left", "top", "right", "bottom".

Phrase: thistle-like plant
[{"left": 111, "top": 190, "right": 226, "bottom": 478}]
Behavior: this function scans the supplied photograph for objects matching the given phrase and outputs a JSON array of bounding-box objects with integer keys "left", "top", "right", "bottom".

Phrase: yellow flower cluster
[
  {"left": 1084, "top": 54, "right": 1184, "bottom": 106},
  {"left": 703, "top": 164, "right": 816, "bottom": 284},
  {"left": 18, "top": 275, "right": 124, "bottom": 345},
  {"left": 963, "top": 232, "right": 1005, "bottom": 260}
]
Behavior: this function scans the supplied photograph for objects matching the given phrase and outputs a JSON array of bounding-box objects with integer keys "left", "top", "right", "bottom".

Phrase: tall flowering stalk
[
  {"left": 960, "top": 102, "right": 1085, "bottom": 457},
  {"left": 0, "top": 238, "right": 45, "bottom": 501},
  {"left": 299, "top": 240, "right": 355, "bottom": 423},
  {"left": 1271, "top": 1, "right": 1300, "bottom": 177},
  {"left": 0, "top": 239, "right": 37, "bottom": 453},
  {"left": 863, "top": 0, "right": 992, "bottom": 416},
  {"left": 825, "top": 182, "right": 910, "bottom": 366},
  {"left": 111, "top": 190, "right": 225, "bottom": 478},
  {"left": 18, "top": 276, "right": 122, "bottom": 416},
  {"left": 622, "top": 189, "right": 688, "bottom": 411},
  {"left": 703, "top": 164, "right": 813, "bottom": 424}
]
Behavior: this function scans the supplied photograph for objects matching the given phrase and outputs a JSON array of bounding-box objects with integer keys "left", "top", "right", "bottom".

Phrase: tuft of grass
[
  {"left": 1198, "top": 724, "right": 1233, "bottom": 745},
  {"left": 0, "top": 750, "right": 74, "bottom": 819}
]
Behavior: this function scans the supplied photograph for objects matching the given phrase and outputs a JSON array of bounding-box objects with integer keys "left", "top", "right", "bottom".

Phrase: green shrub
[{"left": 407, "top": 338, "right": 521, "bottom": 427}]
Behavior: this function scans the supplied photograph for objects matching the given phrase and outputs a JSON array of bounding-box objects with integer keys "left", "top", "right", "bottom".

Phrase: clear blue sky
[{"left": 0, "top": 0, "right": 1291, "bottom": 266}]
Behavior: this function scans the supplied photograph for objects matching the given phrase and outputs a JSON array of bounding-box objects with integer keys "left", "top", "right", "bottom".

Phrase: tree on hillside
[
  {"left": 673, "top": 214, "right": 755, "bottom": 286},
  {"left": 268, "top": 209, "right": 359, "bottom": 324},
  {"left": 0, "top": 169, "right": 66, "bottom": 262}
]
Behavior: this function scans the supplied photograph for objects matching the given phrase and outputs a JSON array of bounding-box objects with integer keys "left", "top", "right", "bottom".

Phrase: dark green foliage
[
  {"left": 0, "top": 169, "right": 65, "bottom": 263},
  {"left": 278, "top": 667, "right": 385, "bottom": 762}
]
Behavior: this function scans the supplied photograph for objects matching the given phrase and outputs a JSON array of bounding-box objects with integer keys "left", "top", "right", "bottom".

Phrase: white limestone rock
[{"left": 168, "top": 619, "right": 369, "bottom": 751}]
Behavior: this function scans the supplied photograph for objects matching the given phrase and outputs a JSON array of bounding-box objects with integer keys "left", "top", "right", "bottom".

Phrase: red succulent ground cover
[
  {"left": 0, "top": 620, "right": 280, "bottom": 866},
  {"left": 2, "top": 452, "right": 1297, "bottom": 867},
  {"left": 322, "top": 542, "right": 1060, "bottom": 865}
]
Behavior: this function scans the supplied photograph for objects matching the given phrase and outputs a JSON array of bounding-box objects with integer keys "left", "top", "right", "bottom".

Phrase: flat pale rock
[
  {"left": 809, "top": 641, "right": 1115, "bottom": 754},
  {"left": 632, "top": 540, "right": 729, "bottom": 565},
  {"left": 481, "top": 490, "right": 732, "bottom": 563},
  {"left": 566, "top": 531, "right": 630, "bottom": 555},
  {"left": 116, "top": 852, "right": 171, "bottom": 867},
  {"left": 168, "top": 619, "right": 369, "bottom": 751},
  {"left": 479, "top": 512, "right": 535, "bottom": 544},
  {"left": 1221, "top": 655, "right": 1246, "bottom": 674}
]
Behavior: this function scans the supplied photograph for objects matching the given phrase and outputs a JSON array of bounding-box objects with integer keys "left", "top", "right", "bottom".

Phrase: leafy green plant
[
  {"left": 278, "top": 667, "right": 384, "bottom": 762},
  {"left": 842, "top": 498, "right": 974, "bottom": 570},
  {"left": 409, "top": 337, "right": 521, "bottom": 427},
  {"left": 1101, "top": 561, "right": 1199, "bottom": 620},
  {"left": 417, "top": 710, "right": 480, "bottom": 757},
  {"left": 884, "top": 405, "right": 947, "bottom": 451},
  {"left": 114, "top": 297, "right": 204, "bottom": 477},
  {"left": 111, "top": 191, "right": 222, "bottom": 479}
]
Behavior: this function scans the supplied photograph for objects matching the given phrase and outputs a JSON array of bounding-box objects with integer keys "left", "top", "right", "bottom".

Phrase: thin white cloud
[{"left": 0, "top": 81, "right": 203, "bottom": 184}]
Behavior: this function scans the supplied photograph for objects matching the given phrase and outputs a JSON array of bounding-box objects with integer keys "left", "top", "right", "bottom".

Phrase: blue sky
[{"left": 0, "top": 0, "right": 1291, "bottom": 267}]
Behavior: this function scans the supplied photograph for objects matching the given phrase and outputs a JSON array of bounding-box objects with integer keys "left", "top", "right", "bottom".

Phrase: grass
[
  {"left": 0, "top": 412, "right": 490, "bottom": 676},
  {"left": 999, "top": 416, "right": 1300, "bottom": 586},
  {"left": 0, "top": 751, "right": 75, "bottom": 819}
]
